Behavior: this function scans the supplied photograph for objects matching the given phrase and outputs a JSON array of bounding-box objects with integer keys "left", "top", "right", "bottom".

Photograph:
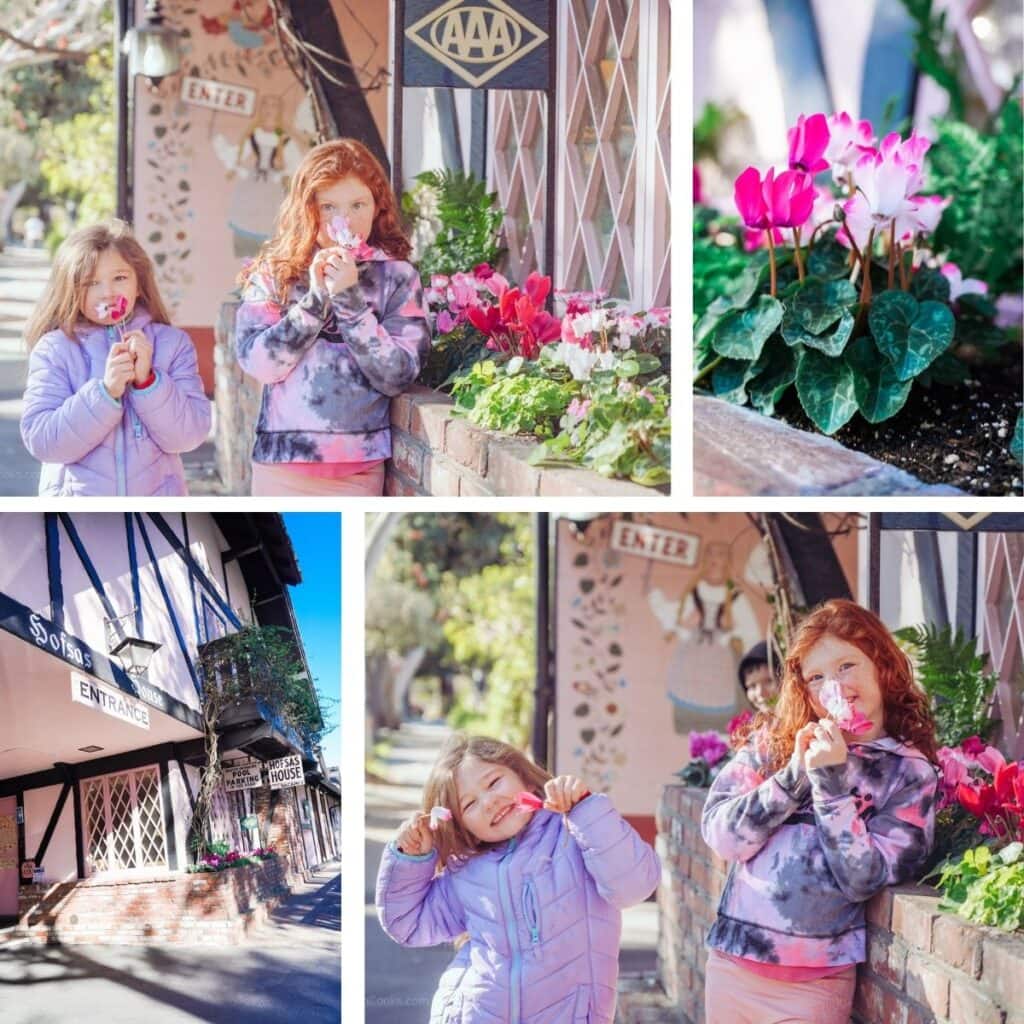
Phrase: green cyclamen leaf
[
  {"left": 1012, "top": 413, "right": 1023, "bottom": 463},
  {"left": 868, "top": 291, "right": 956, "bottom": 381},
  {"left": 782, "top": 308, "right": 855, "bottom": 356},
  {"left": 711, "top": 295, "right": 783, "bottom": 361},
  {"left": 746, "top": 336, "right": 797, "bottom": 416},
  {"left": 790, "top": 277, "right": 858, "bottom": 334},
  {"left": 795, "top": 347, "right": 859, "bottom": 434},
  {"left": 711, "top": 359, "right": 753, "bottom": 404},
  {"left": 807, "top": 233, "right": 849, "bottom": 279},
  {"left": 910, "top": 268, "right": 952, "bottom": 304},
  {"left": 845, "top": 336, "right": 914, "bottom": 423}
]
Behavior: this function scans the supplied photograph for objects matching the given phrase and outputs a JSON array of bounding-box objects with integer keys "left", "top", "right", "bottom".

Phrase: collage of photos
[{"left": 0, "top": 2, "right": 1021, "bottom": 1024}]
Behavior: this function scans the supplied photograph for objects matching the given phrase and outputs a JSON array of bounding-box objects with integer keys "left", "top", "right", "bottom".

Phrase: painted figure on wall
[
  {"left": 648, "top": 541, "right": 761, "bottom": 734},
  {"left": 200, "top": 0, "right": 275, "bottom": 49},
  {"left": 213, "top": 93, "right": 310, "bottom": 258}
]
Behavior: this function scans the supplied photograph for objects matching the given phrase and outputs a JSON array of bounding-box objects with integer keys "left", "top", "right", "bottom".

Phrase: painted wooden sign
[{"left": 403, "top": 0, "right": 550, "bottom": 89}]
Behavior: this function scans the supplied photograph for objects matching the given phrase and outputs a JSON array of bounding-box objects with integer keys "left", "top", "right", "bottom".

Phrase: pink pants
[
  {"left": 705, "top": 949, "right": 856, "bottom": 1024},
  {"left": 250, "top": 462, "right": 386, "bottom": 496}
]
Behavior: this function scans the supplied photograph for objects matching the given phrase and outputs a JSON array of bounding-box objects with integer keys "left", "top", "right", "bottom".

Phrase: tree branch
[{"left": 0, "top": 25, "right": 93, "bottom": 62}]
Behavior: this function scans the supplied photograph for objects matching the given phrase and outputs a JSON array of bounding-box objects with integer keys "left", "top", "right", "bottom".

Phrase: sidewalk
[
  {"left": 365, "top": 720, "right": 662, "bottom": 1022},
  {"left": 0, "top": 860, "right": 341, "bottom": 1024},
  {"left": 0, "top": 245, "right": 219, "bottom": 496}
]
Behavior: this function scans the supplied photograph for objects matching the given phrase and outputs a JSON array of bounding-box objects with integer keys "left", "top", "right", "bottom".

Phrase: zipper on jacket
[
  {"left": 497, "top": 836, "right": 522, "bottom": 1022},
  {"left": 521, "top": 877, "right": 540, "bottom": 945},
  {"left": 109, "top": 327, "right": 128, "bottom": 496},
  {"left": 131, "top": 408, "right": 143, "bottom": 440}
]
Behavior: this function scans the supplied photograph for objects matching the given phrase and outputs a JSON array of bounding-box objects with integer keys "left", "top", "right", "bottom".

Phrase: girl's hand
[
  {"left": 103, "top": 341, "right": 135, "bottom": 399},
  {"left": 124, "top": 330, "right": 153, "bottom": 385},
  {"left": 395, "top": 812, "right": 433, "bottom": 856},
  {"left": 804, "top": 718, "right": 849, "bottom": 770},
  {"left": 322, "top": 247, "right": 359, "bottom": 295},
  {"left": 543, "top": 775, "right": 588, "bottom": 813},
  {"left": 790, "top": 722, "right": 818, "bottom": 775}
]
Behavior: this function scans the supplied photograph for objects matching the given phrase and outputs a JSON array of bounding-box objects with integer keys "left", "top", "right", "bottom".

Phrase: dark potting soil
[{"left": 777, "top": 356, "right": 1023, "bottom": 496}]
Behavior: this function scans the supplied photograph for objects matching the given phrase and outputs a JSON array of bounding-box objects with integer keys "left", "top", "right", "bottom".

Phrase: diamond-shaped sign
[{"left": 404, "top": 0, "right": 550, "bottom": 90}]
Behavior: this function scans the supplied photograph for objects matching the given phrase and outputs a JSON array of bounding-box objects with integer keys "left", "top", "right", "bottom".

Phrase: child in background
[
  {"left": 376, "top": 733, "right": 660, "bottom": 1023},
  {"left": 21, "top": 220, "right": 211, "bottom": 496},
  {"left": 235, "top": 138, "right": 429, "bottom": 496},
  {"left": 702, "top": 599, "right": 938, "bottom": 1024}
]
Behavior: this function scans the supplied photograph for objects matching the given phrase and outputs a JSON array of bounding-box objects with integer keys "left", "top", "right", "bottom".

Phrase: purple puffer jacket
[
  {"left": 234, "top": 251, "right": 429, "bottom": 464},
  {"left": 702, "top": 734, "right": 937, "bottom": 969},
  {"left": 377, "top": 795, "right": 660, "bottom": 1023},
  {"left": 21, "top": 309, "right": 211, "bottom": 496}
]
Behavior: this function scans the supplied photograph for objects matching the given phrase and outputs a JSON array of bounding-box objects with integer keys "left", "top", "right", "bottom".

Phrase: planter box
[
  {"left": 13, "top": 858, "right": 289, "bottom": 946},
  {"left": 656, "top": 782, "right": 1024, "bottom": 1023}
]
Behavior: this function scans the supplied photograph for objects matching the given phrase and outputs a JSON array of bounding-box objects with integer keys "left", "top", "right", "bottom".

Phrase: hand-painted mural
[{"left": 554, "top": 513, "right": 859, "bottom": 819}]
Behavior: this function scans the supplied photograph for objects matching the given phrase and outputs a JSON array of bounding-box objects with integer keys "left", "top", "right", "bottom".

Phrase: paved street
[
  {"left": 0, "top": 861, "right": 341, "bottom": 1024},
  {"left": 0, "top": 245, "right": 219, "bottom": 496},
  {"left": 365, "top": 720, "right": 658, "bottom": 1023}
]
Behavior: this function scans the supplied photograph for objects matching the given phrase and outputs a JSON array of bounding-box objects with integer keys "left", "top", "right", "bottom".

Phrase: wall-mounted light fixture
[
  {"left": 104, "top": 611, "right": 162, "bottom": 679},
  {"left": 124, "top": 0, "right": 183, "bottom": 88}
]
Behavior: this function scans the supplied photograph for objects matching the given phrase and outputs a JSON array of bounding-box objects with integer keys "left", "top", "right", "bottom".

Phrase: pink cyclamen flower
[
  {"left": 895, "top": 194, "right": 950, "bottom": 241},
  {"left": 735, "top": 166, "right": 816, "bottom": 231},
  {"left": 428, "top": 806, "right": 452, "bottom": 830},
  {"left": 825, "top": 112, "right": 875, "bottom": 182},
  {"left": 327, "top": 214, "right": 375, "bottom": 260},
  {"left": 435, "top": 309, "right": 456, "bottom": 334},
  {"left": 515, "top": 791, "right": 544, "bottom": 813},
  {"left": 941, "top": 262, "right": 989, "bottom": 303},
  {"left": 819, "top": 678, "right": 873, "bottom": 735},
  {"left": 96, "top": 295, "right": 129, "bottom": 322},
  {"left": 787, "top": 113, "right": 830, "bottom": 174},
  {"left": 566, "top": 397, "right": 591, "bottom": 424},
  {"left": 690, "top": 730, "right": 730, "bottom": 768}
]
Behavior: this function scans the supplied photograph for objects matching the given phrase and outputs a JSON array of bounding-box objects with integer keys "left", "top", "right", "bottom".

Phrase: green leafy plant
[
  {"left": 894, "top": 623, "right": 998, "bottom": 748},
  {"left": 926, "top": 98, "right": 1024, "bottom": 295},
  {"left": 693, "top": 206, "right": 750, "bottom": 322},
  {"left": 402, "top": 169, "right": 506, "bottom": 284},
  {"left": 900, "top": 0, "right": 967, "bottom": 120},
  {"left": 935, "top": 843, "right": 1024, "bottom": 931}
]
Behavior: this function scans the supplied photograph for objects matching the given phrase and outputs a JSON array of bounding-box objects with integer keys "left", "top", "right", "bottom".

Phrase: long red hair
[
  {"left": 750, "top": 599, "right": 937, "bottom": 770},
  {"left": 240, "top": 138, "right": 410, "bottom": 299}
]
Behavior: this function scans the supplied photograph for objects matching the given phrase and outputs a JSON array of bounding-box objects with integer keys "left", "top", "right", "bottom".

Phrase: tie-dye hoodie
[
  {"left": 234, "top": 250, "right": 429, "bottom": 464},
  {"left": 701, "top": 734, "right": 937, "bottom": 969}
]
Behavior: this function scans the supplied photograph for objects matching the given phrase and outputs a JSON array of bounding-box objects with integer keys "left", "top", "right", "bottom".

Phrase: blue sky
[{"left": 282, "top": 513, "right": 342, "bottom": 769}]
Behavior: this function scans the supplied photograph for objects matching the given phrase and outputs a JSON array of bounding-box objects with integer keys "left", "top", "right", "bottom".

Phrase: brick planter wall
[
  {"left": 657, "top": 783, "right": 1024, "bottom": 1024},
  {"left": 14, "top": 857, "right": 288, "bottom": 946},
  {"left": 387, "top": 385, "right": 661, "bottom": 497},
  {"left": 213, "top": 298, "right": 258, "bottom": 496}
]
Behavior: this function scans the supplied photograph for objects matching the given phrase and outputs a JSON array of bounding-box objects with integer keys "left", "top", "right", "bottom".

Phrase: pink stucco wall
[
  {"left": 24, "top": 784, "right": 77, "bottom": 884},
  {"left": 553, "top": 513, "right": 860, "bottom": 821}
]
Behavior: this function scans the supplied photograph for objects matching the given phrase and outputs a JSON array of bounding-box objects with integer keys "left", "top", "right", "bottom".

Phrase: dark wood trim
[
  {"left": 877, "top": 513, "right": 1024, "bottom": 533},
  {"left": 531, "top": 512, "right": 552, "bottom": 769},
  {"left": 45, "top": 512, "right": 63, "bottom": 630},
  {"left": 16, "top": 790, "right": 25, "bottom": 885},
  {"left": 174, "top": 746, "right": 196, "bottom": 813},
  {"left": 32, "top": 778, "right": 72, "bottom": 867},
  {"left": 115, "top": 0, "right": 133, "bottom": 221},
  {"left": 58, "top": 513, "right": 119, "bottom": 621},
  {"left": 869, "top": 513, "right": 881, "bottom": 614},
  {"left": 159, "top": 760, "right": 178, "bottom": 871},
  {"left": 125, "top": 512, "right": 143, "bottom": 636},
  {"left": 393, "top": 0, "right": 406, "bottom": 198},
  {"left": 544, "top": 2, "right": 557, "bottom": 282},
  {"left": 72, "top": 778, "right": 84, "bottom": 879},
  {"left": 956, "top": 534, "right": 979, "bottom": 637}
]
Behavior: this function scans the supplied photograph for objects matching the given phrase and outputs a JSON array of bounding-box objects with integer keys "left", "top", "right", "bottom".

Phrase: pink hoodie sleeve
[
  {"left": 130, "top": 327, "right": 211, "bottom": 453},
  {"left": 809, "top": 755, "right": 937, "bottom": 902},
  {"left": 21, "top": 335, "right": 123, "bottom": 465},
  {"left": 376, "top": 844, "right": 467, "bottom": 947},
  {"left": 702, "top": 742, "right": 811, "bottom": 863},
  {"left": 565, "top": 794, "right": 661, "bottom": 908}
]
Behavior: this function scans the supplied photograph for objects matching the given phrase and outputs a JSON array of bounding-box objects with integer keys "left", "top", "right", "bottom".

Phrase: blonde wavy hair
[
  {"left": 424, "top": 733, "right": 551, "bottom": 870},
  {"left": 24, "top": 220, "right": 171, "bottom": 347}
]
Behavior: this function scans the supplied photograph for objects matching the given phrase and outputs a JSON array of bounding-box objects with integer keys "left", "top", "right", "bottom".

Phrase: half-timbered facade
[{"left": 0, "top": 513, "right": 339, "bottom": 929}]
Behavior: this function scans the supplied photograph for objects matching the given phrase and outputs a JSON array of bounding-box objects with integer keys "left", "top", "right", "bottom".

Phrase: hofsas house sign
[{"left": 403, "top": 0, "right": 550, "bottom": 89}]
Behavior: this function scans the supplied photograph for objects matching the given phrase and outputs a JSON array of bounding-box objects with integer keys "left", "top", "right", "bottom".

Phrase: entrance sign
[
  {"left": 403, "top": 0, "right": 550, "bottom": 89},
  {"left": 70, "top": 672, "right": 150, "bottom": 730},
  {"left": 610, "top": 522, "right": 700, "bottom": 568},
  {"left": 180, "top": 76, "right": 257, "bottom": 117},
  {"left": 266, "top": 755, "right": 304, "bottom": 790},
  {"left": 223, "top": 765, "right": 262, "bottom": 792}
]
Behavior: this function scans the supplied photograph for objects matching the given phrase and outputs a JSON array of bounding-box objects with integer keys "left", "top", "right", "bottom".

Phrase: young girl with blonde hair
[
  {"left": 21, "top": 220, "right": 211, "bottom": 496},
  {"left": 702, "top": 599, "right": 938, "bottom": 1024},
  {"left": 235, "top": 137, "right": 429, "bottom": 496},
  {"left": 376, "top": 733, "right": 660, "bottom": 1023}
]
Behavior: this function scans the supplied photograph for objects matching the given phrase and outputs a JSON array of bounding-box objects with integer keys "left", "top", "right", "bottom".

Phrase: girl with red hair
[
  {"left": 235, "top": 138, "right": 429, "bottom": 495},
  {"left": 701, "top": 599, "right": 938, "bottom": 1024}
]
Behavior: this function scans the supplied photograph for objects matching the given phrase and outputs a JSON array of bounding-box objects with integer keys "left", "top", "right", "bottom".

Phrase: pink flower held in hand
[
  {"left": 328, "top": 214, "right": 375, "bottom": 261},
  {"left": 96, "top": 295, "right": 129, "bottom": 322},
  {"left": 429, "top": 806, "right": 452, "bottom": 830},
  {"left": 787, "top": 113, "right": 830, "bottom": 174},
  {"left": 819, "top": 678, "right": 873, "bottom": 735},
  {"left": 515, "top": 791, "right": 543, "bottom": 813}
]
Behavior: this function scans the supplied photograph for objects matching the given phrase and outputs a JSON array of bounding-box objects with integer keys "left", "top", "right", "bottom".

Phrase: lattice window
[
  {"left": 980, "top": 533, "right": 1024, "bottom": 759},
  {"left": 84, "top": 767, "right": 168, "bottom": 874}
]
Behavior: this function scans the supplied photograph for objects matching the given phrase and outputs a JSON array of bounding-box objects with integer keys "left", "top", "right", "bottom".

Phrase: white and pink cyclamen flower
[{"left": 940, "top": 262, "right": 989, "bottom": 302}]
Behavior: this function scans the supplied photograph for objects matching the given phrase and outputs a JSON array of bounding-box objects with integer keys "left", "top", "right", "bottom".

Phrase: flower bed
[{"left": 694, "top": 102, "right": 1023, "bottom": 497}]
